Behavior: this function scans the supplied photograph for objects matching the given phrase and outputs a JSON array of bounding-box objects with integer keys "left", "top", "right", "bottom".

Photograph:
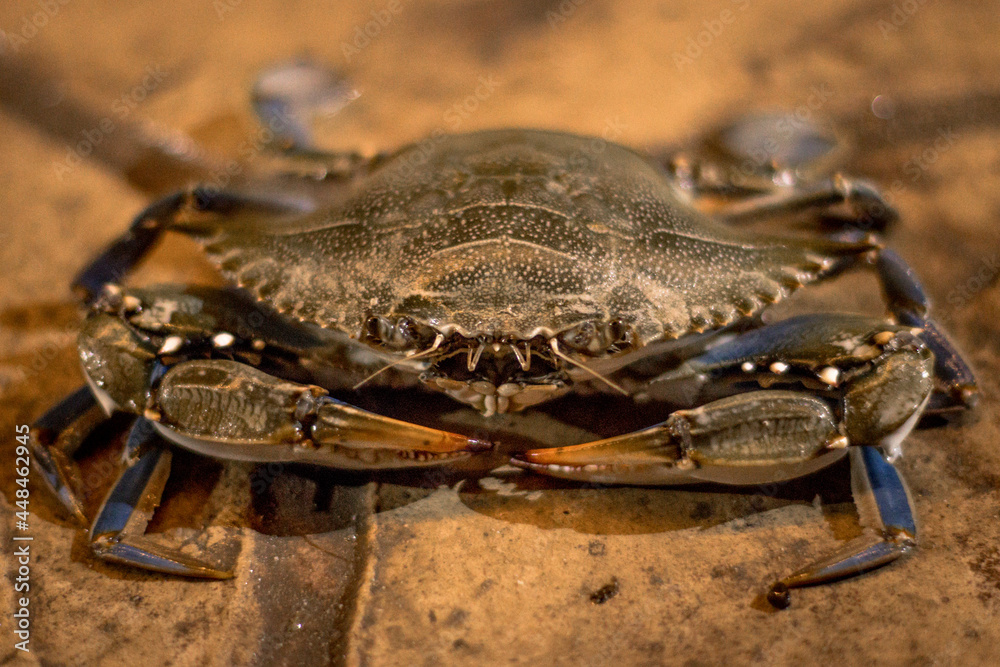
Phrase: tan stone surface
[{"left": 1, "top": 1, "right": 999, "bottom": 665}]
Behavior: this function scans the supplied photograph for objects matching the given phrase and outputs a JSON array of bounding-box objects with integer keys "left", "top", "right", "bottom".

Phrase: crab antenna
[
  {"left": 352, "top": 333, "right": 445, "bottom": 390},
  {"left": 467, "top": 342, "right": 486, "bottom": 372},
  {"left": 510, "top": 343, "right": 531, "bottom": 371},
  {"left": 548, "top": 339, "right": 628, "bottom": 395}
]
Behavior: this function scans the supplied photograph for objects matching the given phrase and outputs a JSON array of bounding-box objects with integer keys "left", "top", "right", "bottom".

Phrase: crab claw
[
  {"left": 510, "top": 426, "right": 685, "bottom": 485},
  {"left": 310, "top": 397, "right": 493, "bottom": 468},
  {"left": 513, "top": 392, "right": 851, "bottom": 486},
  {"left": 148, "top": 359, "right": 492, "bottom": 471}
]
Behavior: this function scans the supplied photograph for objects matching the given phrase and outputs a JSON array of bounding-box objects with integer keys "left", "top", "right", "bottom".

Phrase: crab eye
[
  {"left": 364, "top": 316, "right": 436, "bottom": 351},
  {"left": 559, "top": 321, "right": 606, "bottom": 355},
  {"left": 558, "top": 320, "right": 636, "bottom": 356},
  {"left": 393, "top": 317, "right": 429, "bottom": 347},
  {"left": 607, "top": 319, "right": 636, "bottom": 352},
  {"left": 364, "top": 316, "right": 393, "bottom": 344}
]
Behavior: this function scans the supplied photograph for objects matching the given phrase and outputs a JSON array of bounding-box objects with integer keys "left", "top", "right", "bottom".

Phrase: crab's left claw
[{"left": 512, "top": 392, "right": 850, "bottom": 487}]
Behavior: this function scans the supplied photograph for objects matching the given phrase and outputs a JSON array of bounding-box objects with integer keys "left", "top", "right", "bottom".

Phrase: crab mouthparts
[
  {"left": 426, "top": 374, "right": 566, "bottom": 416},
  {"left": 362, "top": 317, "right": 636, "bottom": 416},
  {"left": 418, "top": 337, "right": 573, "bottom": 416}
]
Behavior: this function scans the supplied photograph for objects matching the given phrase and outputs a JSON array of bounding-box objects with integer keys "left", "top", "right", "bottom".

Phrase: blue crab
[{"left": 31, "top": 83, "right": 977, "bottom": 607}]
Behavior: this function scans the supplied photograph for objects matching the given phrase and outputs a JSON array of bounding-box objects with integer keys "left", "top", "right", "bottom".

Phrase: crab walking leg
[
  {"left": 72, "top": 188, "right": 309, "bottom": 305},
  {"left": 710, "top": 175, "right": 899, "bottom": 230},
  {"left": 765, "top": 446, "right": 917, "bottom": 608},
  {"left": 30, "top": 386, "right": 109, "bottom": 524},
  {"left": 88, "top": 419, "right": 231, "bottom": 578},
  {"left": 663, "top": 114, "right": 897, "bottom": 230},
  {"left": 874, "top": 247, "right": 979, "bottom": 413},
  {"left": 645, "top": 313, "right": 928, "bottom": 412},
  {"left": 514, "top": 317, "right": 936, "bottom": 605},
  {"left": 251, "top": 61, "right": 361, "bottom": 155}
]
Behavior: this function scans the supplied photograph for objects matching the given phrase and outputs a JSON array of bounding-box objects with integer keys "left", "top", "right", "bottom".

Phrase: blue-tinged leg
[
  {"left": 767, "top": 447, "right": 917, "bottom": 608},
  {"left": 876, "top": 248, "right": 978, "bottom": 413},
  {"left": 30, "top": 386, "right": 108, "bottom": 524},
  {"left": 714, "top": 176, "right": 899, "bottom": 230},
  {"left": 89, "top": 419, "right": 233, "bottom": 579},
  {"left": 647, "top": 313, "right": 925, "bottom": 409},
  {"left": 73, "top": 188, "right": 307, "bottom": 305},
  {"left": 72, "top": 192, "right": 186, "bottom": 304}
]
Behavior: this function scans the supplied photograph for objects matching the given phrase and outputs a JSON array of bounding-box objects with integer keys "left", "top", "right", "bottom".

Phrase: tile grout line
[{"left": 331, "top": 482, "right": 378, "bottom": 667}]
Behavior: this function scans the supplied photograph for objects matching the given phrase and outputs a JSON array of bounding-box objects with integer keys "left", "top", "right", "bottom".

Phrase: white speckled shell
[{"left": 195, "top": 129, "right": 863, "bottom": 346}]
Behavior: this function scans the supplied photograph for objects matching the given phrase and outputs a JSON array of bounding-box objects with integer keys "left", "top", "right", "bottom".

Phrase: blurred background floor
[{"left": 1, "top": 1, "right": 999, "bottom": 665}]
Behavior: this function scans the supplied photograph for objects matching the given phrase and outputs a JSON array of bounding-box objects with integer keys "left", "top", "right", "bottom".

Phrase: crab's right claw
[
  {"left": 307, "top": 393, "right": 494, "bottom": 466},
  {"left": 149, "top": 360, "right": 491, "bottom": 471}
]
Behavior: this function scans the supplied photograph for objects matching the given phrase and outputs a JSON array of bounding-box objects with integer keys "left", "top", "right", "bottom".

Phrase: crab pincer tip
[
  {"left": 957, "top": 384, "right": 980, "bottom": 409},
  {"left": 767, "top": 583, "right": 792, "bottom": 610},
  {"left": 508, "top": 451, "right": 551, "bottom": 471},
  {"left": 510, "top": 446, "right": 574, "bottom": 465},
  {"left": 465, "top": 437, "right": 494, "bottom": 453}
]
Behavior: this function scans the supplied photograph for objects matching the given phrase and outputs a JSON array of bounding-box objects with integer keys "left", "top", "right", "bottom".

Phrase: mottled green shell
[{"left": 198, "top": 129, "right": 859, "bottom": 346}]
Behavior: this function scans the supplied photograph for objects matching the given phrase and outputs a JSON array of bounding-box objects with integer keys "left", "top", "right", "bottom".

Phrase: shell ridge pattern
[{"left": 197, "top": 129, "right": 841, "bottom": 344}]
